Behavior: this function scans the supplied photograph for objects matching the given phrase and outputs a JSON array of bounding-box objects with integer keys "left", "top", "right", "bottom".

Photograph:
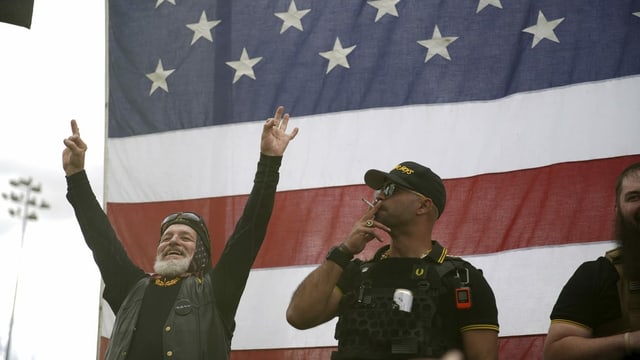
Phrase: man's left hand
[{"left": 261, "top": 106, "right": 299, "bottom": 156}]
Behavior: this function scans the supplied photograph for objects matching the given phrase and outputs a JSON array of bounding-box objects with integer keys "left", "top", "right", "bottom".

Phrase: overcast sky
[{"left": 0, "top": 1, "right": 106, "bottom": 358}]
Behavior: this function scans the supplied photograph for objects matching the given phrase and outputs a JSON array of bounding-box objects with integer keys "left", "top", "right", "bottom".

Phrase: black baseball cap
[{"left": 364, "top": 161, "right": 446, "bottom": 217}]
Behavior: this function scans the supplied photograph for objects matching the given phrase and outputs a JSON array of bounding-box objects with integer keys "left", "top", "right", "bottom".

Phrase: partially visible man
[
  {"left": 63, "top": 106, "right": 298, "bottom": 360},
  {"left": 286, "top": 161, "right": 499, "bottom": 360},
  {"left": 544, "top": 162, "right": 640, "bottom": 359}
]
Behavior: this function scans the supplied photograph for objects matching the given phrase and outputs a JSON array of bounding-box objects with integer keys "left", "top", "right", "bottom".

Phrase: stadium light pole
[{"left": 1, "top": 177, "right": 50, "bottom": 360}]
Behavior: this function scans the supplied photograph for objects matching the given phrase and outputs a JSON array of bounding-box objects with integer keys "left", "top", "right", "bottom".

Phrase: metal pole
[
  {"left": 4, "top": 185, "right": 30, "bottom": 360},
  {"left": 4, "top": 264, "right": 21, "bottom": 360},
  {"left": 3, "top": 180, "right": 43, "bottom": 360}
]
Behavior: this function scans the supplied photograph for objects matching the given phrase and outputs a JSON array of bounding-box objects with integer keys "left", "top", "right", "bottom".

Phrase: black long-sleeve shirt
[{"left": 66, "top": 154, "right": 282, "bottom": 359}]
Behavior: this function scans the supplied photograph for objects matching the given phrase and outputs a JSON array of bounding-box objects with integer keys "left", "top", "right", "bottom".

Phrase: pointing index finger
[
  {"left": 70, "top": 119, "right": 80, "bottom": 136},
  {"left": 274, "top": 106, "right": 284, "bottom": 121}
]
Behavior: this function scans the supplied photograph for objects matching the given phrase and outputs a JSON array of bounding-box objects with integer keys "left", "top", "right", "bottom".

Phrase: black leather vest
[{"left": 105, "top": 274, "right": 231, "bottom": 360}]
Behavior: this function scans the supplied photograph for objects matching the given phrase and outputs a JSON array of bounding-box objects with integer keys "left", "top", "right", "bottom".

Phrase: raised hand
[
  {"left": 62, "top": 119, "right": 88, "bottom": 176},
  {"left": 261, "top": 106, "right": 299, "bottom": 156}
]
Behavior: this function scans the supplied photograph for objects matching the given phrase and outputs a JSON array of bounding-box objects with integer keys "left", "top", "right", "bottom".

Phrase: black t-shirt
[
  {"left": 550, "top": 256, "right": 640, "bottom": 359},
  {"left": 550, "top": 256, "right": 621, "bottom": 329}
]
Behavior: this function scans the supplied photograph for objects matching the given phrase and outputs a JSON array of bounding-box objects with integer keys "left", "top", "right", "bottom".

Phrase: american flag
[{"left": 105, "top": 0, "right": 640, "bottom": 358}]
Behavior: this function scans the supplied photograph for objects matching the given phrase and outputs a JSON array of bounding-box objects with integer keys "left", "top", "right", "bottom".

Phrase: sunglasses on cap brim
[{"left": 160, "top": 212, "right": 209, "bottom": 237}]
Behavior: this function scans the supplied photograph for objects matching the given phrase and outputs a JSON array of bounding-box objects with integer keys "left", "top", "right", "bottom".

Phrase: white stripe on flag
[{"left": 106, "top": 76, "right": 640, "bottom": 203}]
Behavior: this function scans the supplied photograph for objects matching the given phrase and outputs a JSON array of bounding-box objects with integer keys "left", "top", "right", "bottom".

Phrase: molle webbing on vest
[
  {"left": 605, "top": 248, "right": 640, "bottom": 332},
  {"left": 333, "top": 257, "right": 467, "bottom": 359}
]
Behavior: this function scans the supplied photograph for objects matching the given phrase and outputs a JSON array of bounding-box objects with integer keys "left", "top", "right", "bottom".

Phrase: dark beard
[{"left": 615, "top": 210, "right": 640, "bottom": 280}]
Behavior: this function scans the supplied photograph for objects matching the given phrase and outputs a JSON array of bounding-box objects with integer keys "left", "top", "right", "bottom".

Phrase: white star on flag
[
  {"left": 225, "top": 48, "right": 263, "bottom": 83},
  {"left": 155, "top": 0, "right": 175, "bottom": 9},
  {"left": 319, "top": 37, "right": 357, "bottom": 74},
  {"left": 476, "top": 0, "right": 502, "bottom": 13},
  {"left": 633, "top": 12, "right": 640, "bottom": 18},
  {"left": 146, "top": 59, "right": 175, "bottom": 95},
  {"left": 186, "top": 11, "right": 221, "bottom": 45},
  {"left": 522, "top": 11, "right": 565, "bottom": 48},
  {"left": 367, "top": 0, "right": 400, "bottom": 22},
  {"left": 417, "top": 25, "right": 458, "bottom": 63},
  {"left": 274, "top": 0, "right": 310, "bottom": 34}
]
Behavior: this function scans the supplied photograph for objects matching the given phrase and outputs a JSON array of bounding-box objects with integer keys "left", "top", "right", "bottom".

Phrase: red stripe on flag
[
  {"left": 106, "top": 155, "right": 639, "bottom": 271},
  {"left": 498, "top": 335, "right": 546, "bottom": 360},
  {"left": 226, "top": 335, "right": 546, "bottom": 360},
  {"left": 230, "top": 347, "right": 335, "bottom": 360},
  {"left": 99, "top": 335, "right": 546, "bottom": 360}
]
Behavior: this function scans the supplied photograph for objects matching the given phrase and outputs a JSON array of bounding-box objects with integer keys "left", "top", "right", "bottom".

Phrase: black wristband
[{"left": 326, "top": 244, "right": 354, "bottom": 269}]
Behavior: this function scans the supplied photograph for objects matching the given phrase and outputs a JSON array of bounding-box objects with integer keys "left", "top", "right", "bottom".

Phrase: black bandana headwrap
[{"left": 160, "top": 212, "right": 212, "bottom": 274}]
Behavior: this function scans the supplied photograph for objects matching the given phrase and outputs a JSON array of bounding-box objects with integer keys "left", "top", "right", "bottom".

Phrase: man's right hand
[
  {"left": 342, "top": 201, "right": 389, "bottom": 255},
  {"left": 62, "top": 119, "right": 87, "bottom": 176}
]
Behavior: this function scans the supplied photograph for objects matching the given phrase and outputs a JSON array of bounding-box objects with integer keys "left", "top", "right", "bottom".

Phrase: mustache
[{"left": 162, "top": 246, "right": 186, "bottom": 257}]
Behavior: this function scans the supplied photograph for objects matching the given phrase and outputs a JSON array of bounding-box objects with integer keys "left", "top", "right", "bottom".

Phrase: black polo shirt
[{"left": 550, "top": 256, "right": 621, "bottom": 330}]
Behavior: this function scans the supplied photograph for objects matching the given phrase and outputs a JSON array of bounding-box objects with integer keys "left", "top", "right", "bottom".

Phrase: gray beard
[{"left": 153, "top": 256, "right": 191, "bottom": 277}]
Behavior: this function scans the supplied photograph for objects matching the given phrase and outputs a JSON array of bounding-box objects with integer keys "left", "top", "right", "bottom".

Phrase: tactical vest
[
  {"left": 596, "top": 247, "right": 640, "bottom": 336},
  {"left": 332, "top": 254, "right": 470, "bottom": 360}
]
